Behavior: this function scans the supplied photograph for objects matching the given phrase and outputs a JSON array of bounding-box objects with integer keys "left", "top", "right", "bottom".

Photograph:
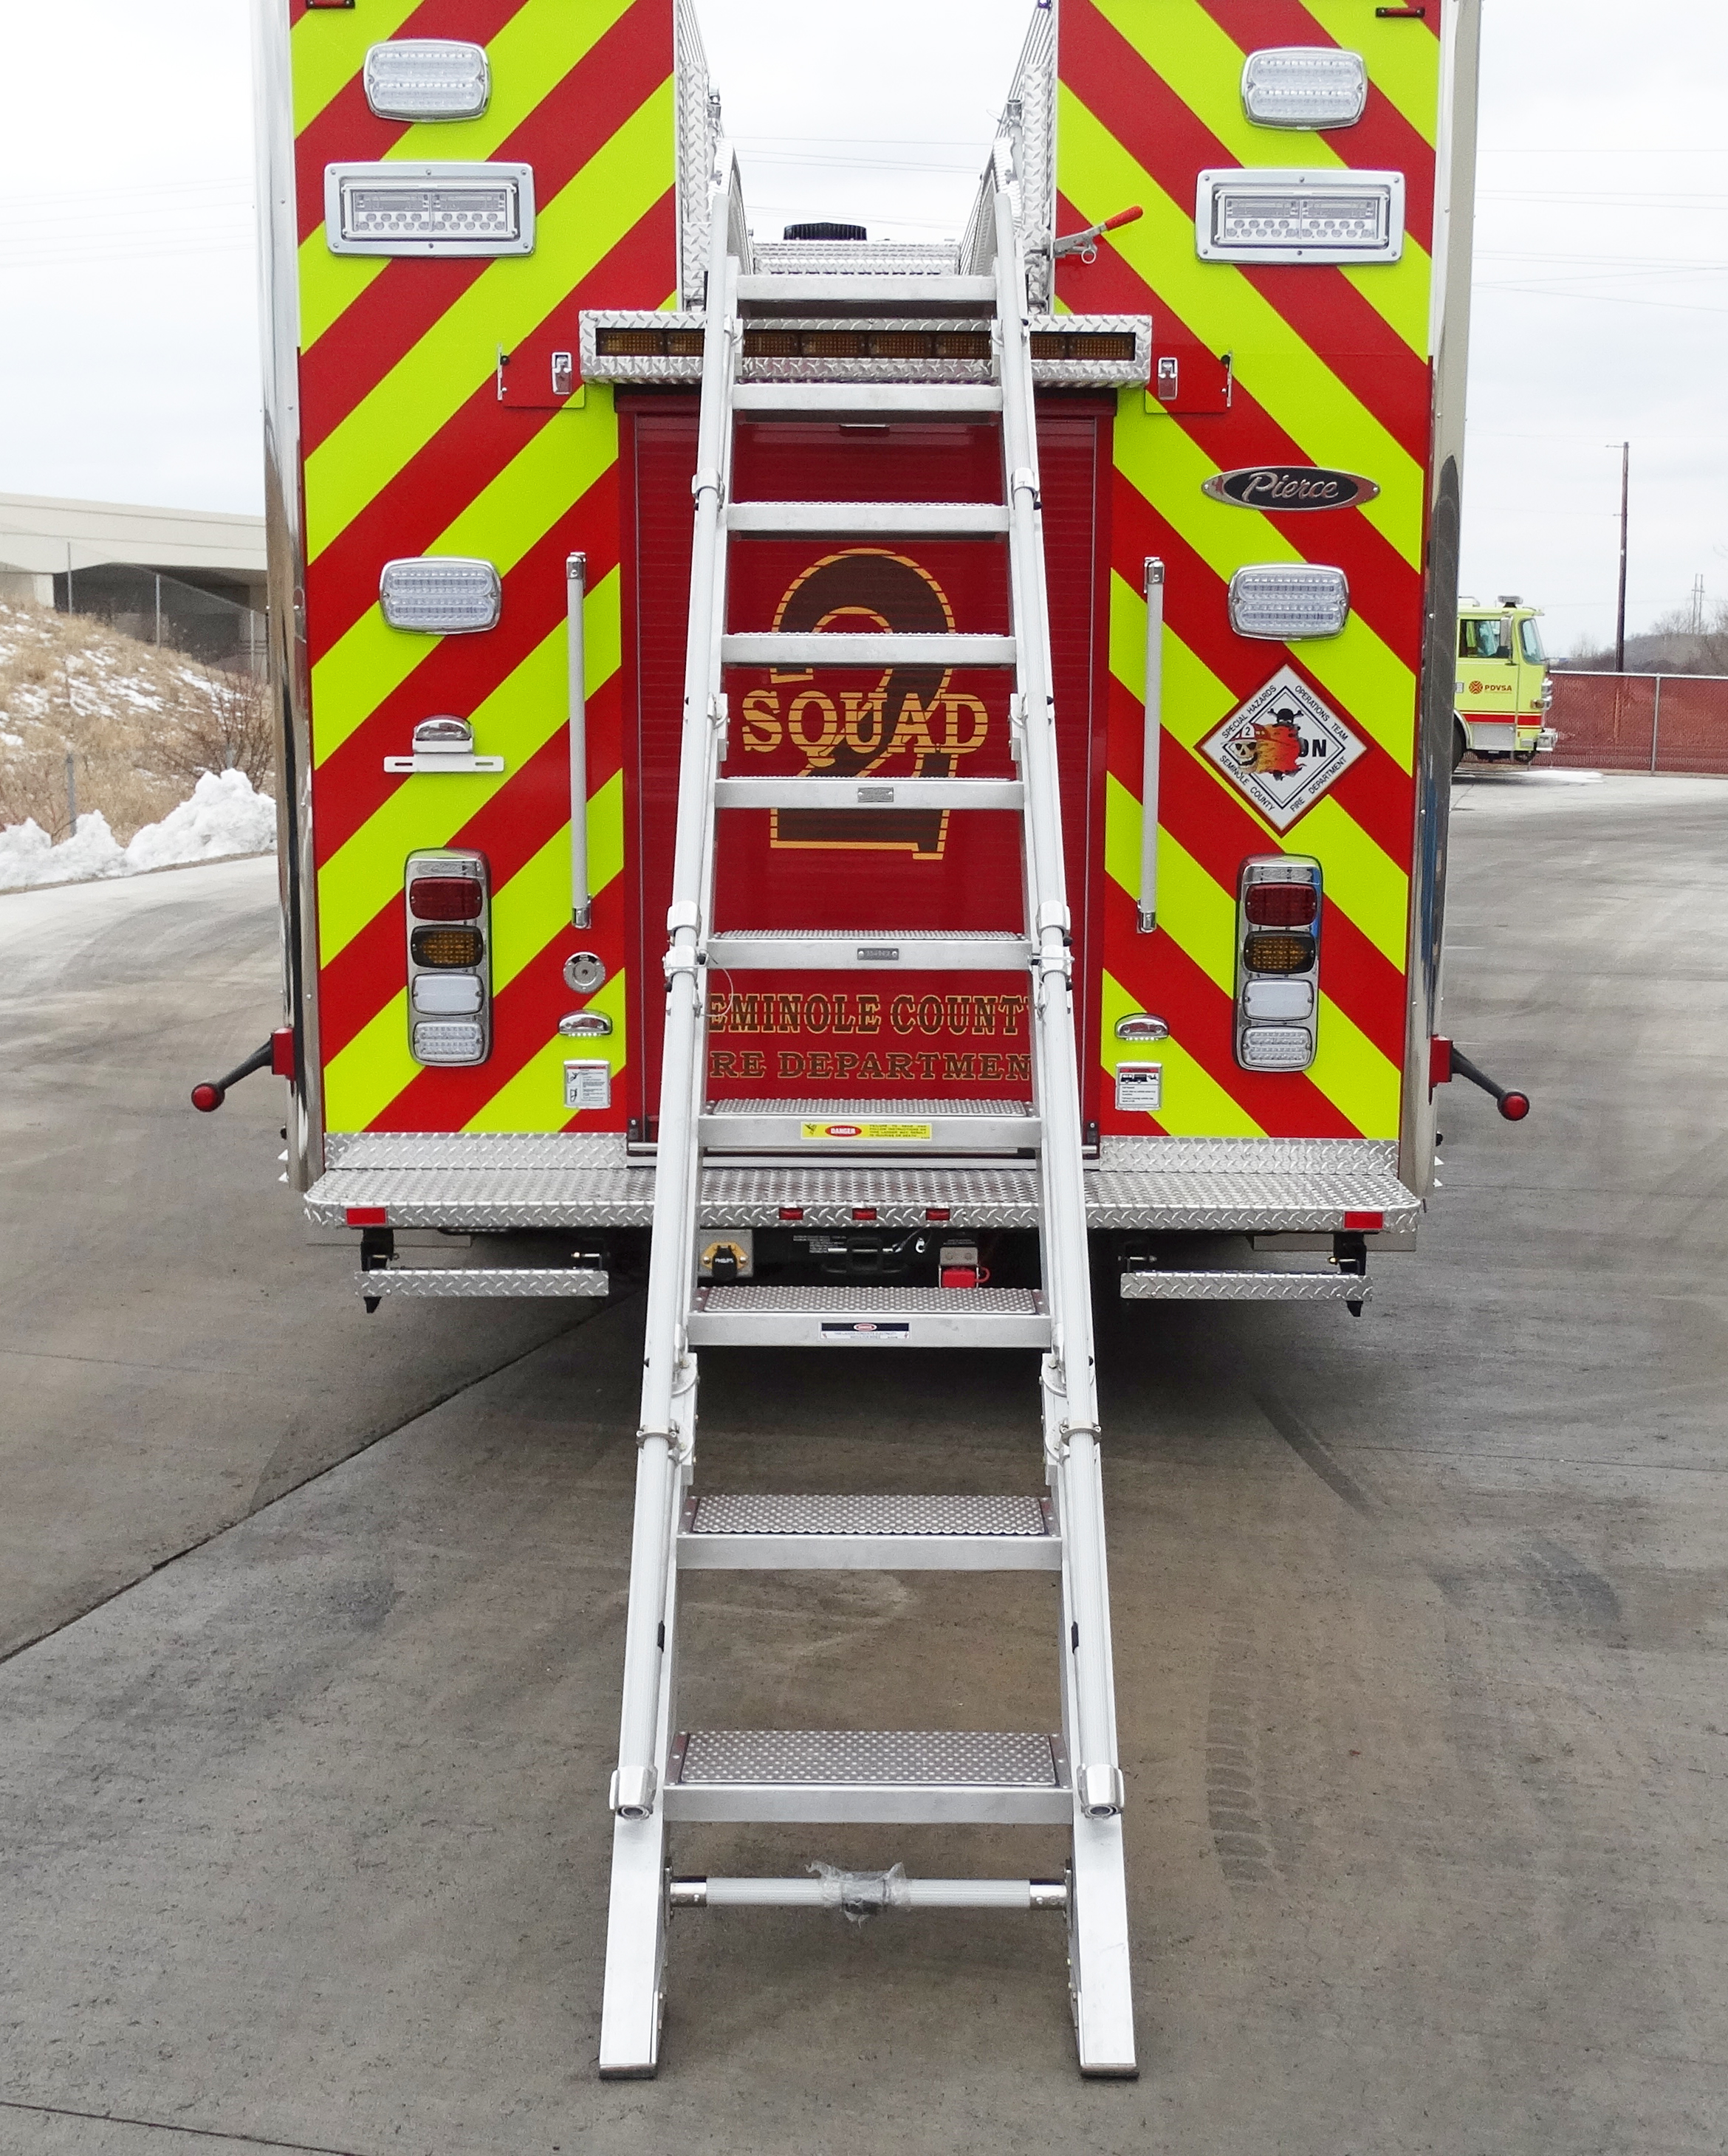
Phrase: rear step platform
[
  {"left": 678, "top": 1491, "right": 1060, "bottom": 1569},
  {"left": 664, "top": 1728, "right": 1073, "bottom": 1824},
  {"left": 687, "top": 1283, "right": 1050, "bottom": 1348}
]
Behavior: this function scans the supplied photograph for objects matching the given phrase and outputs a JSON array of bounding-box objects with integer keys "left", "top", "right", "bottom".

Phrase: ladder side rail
[{"left": 992, "top": 185, "right": 1121, "bottom": 1814}]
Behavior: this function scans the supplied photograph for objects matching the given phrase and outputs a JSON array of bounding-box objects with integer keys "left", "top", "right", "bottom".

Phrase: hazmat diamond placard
[{"left": 1199, "top": 667, "right": 1368, "bottom": 830}]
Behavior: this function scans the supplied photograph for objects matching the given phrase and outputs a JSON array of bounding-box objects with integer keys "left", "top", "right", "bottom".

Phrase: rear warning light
[
  {"left": 411, "top": 926, "right": 484, "bottom": 968},
  {"left": 1227, "top": 564, "right": 1351, "bottom": 641},
  {"left": 1196, "top": 168, "right": 1403, "bottom": 264},
  {"left": 324, "top": 162, "right": 534, "bottom": 258},
  {"left": 1241, "top": 47, "right": 1368, "bottom": 131},
  {"left": 379, "top": 557, "right": 501, "bottom": 634},
  {"left": 405, "top": 848, "right": 491, "bottom": 1067},
  {"left": 1236, "top": 856, "right": 1322, "bottom": 1071},
  {"left": 408, "top": 875, "right": 482, "bottom": 921},
  {"left": 363, "top": 41, "right": 490, "bottom": 122}
]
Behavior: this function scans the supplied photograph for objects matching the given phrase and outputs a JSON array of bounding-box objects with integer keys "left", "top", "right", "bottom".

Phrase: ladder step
[
  {"left": 663, "top": 1728, "right": 1072, "bottom": 1824},
  {"left": 1120, "top": 1269, "right": 1372, "bottom": 1303},
  {"left": 677, "top": 1491, "right": 1060, "bottom": 1571},
  {"left": 736, "top": 274, "right": 997, "bottom": 308},
  {"left": 702, "top": 1097, "right": 1038, "bottom": 1153},
  {"left": 687, "top": 1283, "right": 1050, "bottom": 1349},
  {"left": 672, "top": 1875, "right": 1069, "bottom": 1910},
  {"left": 354, "top": 1266, "right": 608, "bottom": 1300},
  {"left": 713, "top": 776, "right": 1023, "bottom": 811},
  {"left": 727, "top": 501, "right": 1010, "bottom": 536},
  {"left": 722, "top": 632, "right": 1015, "bottom": 669},
  {"left": 733, "top": 384, "right": 1004, "bottom": 416},
  {"left": 705, "top": 930, "right": 1029, "bottom": 972}
]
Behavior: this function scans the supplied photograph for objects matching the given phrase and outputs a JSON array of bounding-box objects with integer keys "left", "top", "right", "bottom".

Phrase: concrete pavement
[{"left": 2, "top": 776, "right": 1726, "bottom": 2155}]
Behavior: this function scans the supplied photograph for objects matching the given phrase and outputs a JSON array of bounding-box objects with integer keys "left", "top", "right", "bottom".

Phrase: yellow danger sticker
[{"left": 800, "top": 1120, "right": 933, "bottom": 1142}]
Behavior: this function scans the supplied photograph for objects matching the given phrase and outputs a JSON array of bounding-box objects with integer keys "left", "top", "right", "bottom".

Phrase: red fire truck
[{"left": 211, "top": 0, "right": 1506, "bottom": 2078}]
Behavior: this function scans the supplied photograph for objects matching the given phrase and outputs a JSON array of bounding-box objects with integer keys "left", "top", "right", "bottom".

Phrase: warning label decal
[{"left": 1199, "top": 667, "right": 1367, "bottom": 831}]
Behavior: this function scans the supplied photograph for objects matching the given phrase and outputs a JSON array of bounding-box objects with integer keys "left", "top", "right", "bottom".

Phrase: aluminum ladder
[{"left": 598, "top": 154, "right": 1136, "bottom": 2079}]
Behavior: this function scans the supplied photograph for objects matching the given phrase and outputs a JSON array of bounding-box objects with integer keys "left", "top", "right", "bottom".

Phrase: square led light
[
  {"left": 1228, "top": 564, "right": 1350, "bottom": 640},
  {"left": 1241, "top": 48, "right": 1368, "bottom": 130},
  {"left": 412, "top": 1019, "right": 486, "bottom": 1063},
  {"left": 1196, "top": 168, "right": 1402, "bottom": 264},
  {"left": 380, "top": 557, "right": 501, "bottom": 634},
  {"left": 363, "top": 41, "right": 490, "bottom": 122},
  {"left": 325, "top": 162, "right": 534, "bottom": 257}
]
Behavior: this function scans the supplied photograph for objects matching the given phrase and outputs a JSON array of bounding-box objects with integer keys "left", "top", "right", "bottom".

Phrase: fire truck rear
[{"left": 240, "top": 0, "right": 1484, "bottom": 2078}]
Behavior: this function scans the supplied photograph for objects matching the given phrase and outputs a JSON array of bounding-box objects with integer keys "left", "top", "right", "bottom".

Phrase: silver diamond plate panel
[
  {"left": 673, "top": 0, "right": 719, "bottom": 307},
  {"left": 699, "top": 1284, "right": 1040, "bottom": 1315},
  {"left": 306, "top": 1166, "right": 654, "bottom": 1228},
  {"left": 323, "top": 1132, "right": 628, "bottom": 1170},
  {"left": 1120, "top": 1270, "right": 1372, "bottom": 1302},
  {"left": 675, "top": 1729, "right": 1059, "bottom": 1788},
  {"left": 357, "top": 1267, "right": 608, "bottom": 1299},
  {"left": 699, "top": 1167, "right": 1039, "bottom": 1227},
  {"left": 708, "top": 1098, "right": 1031, "bottom": 1119},
  {"left": 750, "top": 241, "right": 961, "bottom": 276},
  {"left": 579, "top": 309, "right": 706, "bottom": 384},
  {"left": 1086, "top": 1169, "right": 1417, "bottom": 1232},
  {"left": 1098, "top": 1136, "right": 1399, "bottom": 1174},
  {"left": 689, "top": 1493, "right": 1047, "bottom": 1537}
]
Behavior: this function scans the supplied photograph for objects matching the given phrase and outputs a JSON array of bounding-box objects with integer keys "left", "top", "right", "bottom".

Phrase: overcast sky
[{"left": 1, "top": 0, "right": 1722, "bottom": 652}]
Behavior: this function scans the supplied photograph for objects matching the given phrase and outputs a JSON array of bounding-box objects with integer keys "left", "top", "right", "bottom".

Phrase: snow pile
[{"left": 0, "top": 770, "right": 276, "bottom": 891}]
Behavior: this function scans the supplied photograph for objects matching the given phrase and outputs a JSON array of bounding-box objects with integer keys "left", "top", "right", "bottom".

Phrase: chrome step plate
[
  {"left": 356, "top": 1266, "right": 608, "bottom": 1299},
  {"left": 686, "top": 1283, "right": 1050, "bottom": 1350},
  {"left": 678, "top": 1491, "right": 1060, "bottom": 1570},
  {"left": 663, "top": 1728, "right": 1072, "bottom": 1824},
  {"left": 1120, "top": 1269, "right": 1371, "bottom": 1302}
]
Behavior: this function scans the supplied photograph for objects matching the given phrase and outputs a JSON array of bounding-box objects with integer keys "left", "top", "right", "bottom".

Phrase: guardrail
[{"left": 1547, "top": 670, "right": 1728, "bottom": 776}]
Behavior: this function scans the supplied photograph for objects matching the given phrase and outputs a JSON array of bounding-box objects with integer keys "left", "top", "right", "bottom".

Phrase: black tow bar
[
  {"left": 192, "top": 1029, "right": 294, "bottom": 1111},
  {"left": 1431, "top": 1037, "right": 1530, "bottom": 1122}
]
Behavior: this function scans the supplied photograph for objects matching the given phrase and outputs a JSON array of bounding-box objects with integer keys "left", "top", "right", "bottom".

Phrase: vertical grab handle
[
  {"left": 1138, "top": 556, "right": 1164, "bottom": 933},
  {"left": 567, "top": 550, "right": 590, "bottom": 928}
]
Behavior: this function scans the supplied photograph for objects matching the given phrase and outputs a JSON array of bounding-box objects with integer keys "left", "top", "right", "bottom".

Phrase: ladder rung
[
  {"left": 677, "top": 1491, "right": 1060, "bottom": 1571},
  {"left": 713, "top": 776, "right": 1023, "bottom": 811},
  {"left": 704, "top": 930, "right": 1030, "bottom": 972},
  {"left": 686, "top": 1283, "right": 1050, "bottom": 1350},
  {"left": 1120, "top": 1269, "right": 1372, "bottom": 1303},
  {"left": 663, "top": 1728, "right": 1072, "bottom": 1824},
  {"left": 672, "top": 1875, "right": 1069, "bottom": 1909},
  {"left": 722, "top": 632, "right": 1015, "bottom": 669},
  {"left": 727, "top": 501, "right": 1010, "bottom": 536},
  {"left": 700, "top": 1099, "right": 1038, "bottom": 1153},
  {"left": 736, "top": 274, "right": 996, "bottom": 307},
  {"left": 732, "top": 384, "right": 1004, "bottom": 416}
]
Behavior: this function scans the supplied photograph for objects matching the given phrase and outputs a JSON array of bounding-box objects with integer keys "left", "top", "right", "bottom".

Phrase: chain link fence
[
  {"left": 52, "top": 562, "right": 266, "bottom": 676},
  {"left": 1548, "top": 671, "right": 1728, "bottom": 777}
]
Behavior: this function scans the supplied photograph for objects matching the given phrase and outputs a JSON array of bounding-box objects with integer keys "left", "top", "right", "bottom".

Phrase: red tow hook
[
  {"left": 1430, "top": 1037, "right": 1530, "bottom": 1122},
  {"left": 192, "top": 1028, "right": 295, "bottom": 1111}
]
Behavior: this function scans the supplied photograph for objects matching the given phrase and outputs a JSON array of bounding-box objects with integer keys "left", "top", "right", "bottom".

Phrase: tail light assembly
[
  {"left": 1235, "top": 855, "right": 1321, "bottom": 1072},
  {"left": 406, "top": 849, "right": 491, "bottom": 1065}
]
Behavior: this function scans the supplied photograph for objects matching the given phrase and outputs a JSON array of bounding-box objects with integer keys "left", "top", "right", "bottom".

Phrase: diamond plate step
[
  {"left": 1120, "top": 1268, "right": 1371, "bottom": 1303},
  {"left": 677, "top": 1491, "right": 1060, "bottom": 1570},
  {"left": 701, "top": 1096, "right": 1038, "bottom": 1154},
  {"left": 727, "top": 501, "right": 1010, "bottom": 536},
  {"left": 687, "top": 1283, "right": 1049, "bottom": 1349},
  {"left": 356, "top": 1267, "right": 608, "bottom": 1299},
  {"left": 704, "top": 930, "right": 1029, "bottom": 972},
  {"left": 663, "top": 1728, "right": 1072, "bottom": 1824},
  {"left": 722, "top": 631, "right": 1015, "bottom": 669}
]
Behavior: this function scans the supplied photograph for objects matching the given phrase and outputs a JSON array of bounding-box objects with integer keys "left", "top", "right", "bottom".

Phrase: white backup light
[
  {"left": 325, "top": 162, "right": 535, "bottom": 256},
  {"left": 1196, "top": 168, "right": 1402, "bottom": 264},
  {"left": 1228, "top": 565, "right": 1350, "bottom": 641},
  {"left": 380, "top": 557, "right": 501, "bottom": 634},
  {"left": 1241, "top": 48, "right": 1368, "bottom": 130},
  {"left": 411, "top": 974, "right": 484, "bottom": 1015},
  {"left": 413, "top": 1019, "right": 486, "bottom": 1062},
  {"left": 363, "top": 41, "right": 491, "bottom": 122}
]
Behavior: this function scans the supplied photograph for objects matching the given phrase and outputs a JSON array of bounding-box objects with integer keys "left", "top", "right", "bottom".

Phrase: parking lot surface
[{"left": 2, "top": 773, "right": 1726, "bottom": 2156}]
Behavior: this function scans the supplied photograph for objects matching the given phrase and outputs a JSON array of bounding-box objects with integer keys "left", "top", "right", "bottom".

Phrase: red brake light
[
  {"left": 1245, "top": 882, "right": 1317, "bottom": 928},
  {"left": 410, "top": 875, "right": 482, "bottom": 921}
]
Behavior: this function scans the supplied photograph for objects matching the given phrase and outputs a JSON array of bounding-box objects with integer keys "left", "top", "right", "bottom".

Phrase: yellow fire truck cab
[{"left": 1454, "top": 596, "right": 1554, "bottom": 767}]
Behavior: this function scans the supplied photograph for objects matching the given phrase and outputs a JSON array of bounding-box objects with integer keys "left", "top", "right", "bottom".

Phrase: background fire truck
[{"left": 1455, "top": 595, "right": 1554, "bottom": 765}]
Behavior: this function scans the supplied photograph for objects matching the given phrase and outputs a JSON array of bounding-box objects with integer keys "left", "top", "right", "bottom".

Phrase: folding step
[
  {"left": 721, "top": 631, "right": 1015, "bottom": 669},
  {"left": 355, "top": 1266, "right": 608, "bottom": 1299},
  {"left": 700, "top": 1096, "right": 1038, "bottom": 1153},
  {"left": 662, "top": 1728, "right": 1073, "bottom": 1824},
  {"left": 671, "top": 1875, "right": 1069, "bottom": 1910},
  {"left": 732, "top": 384, "right": 1003, "bottom": 416},
  {"left": 713, "top": 775, "right": 1022, "bottom": 811},
  {"left": 677, "top": 1491, "right": 1061, "bottom": 1570},
  {"left": 1120, "top": 1268, "right": 1370, "bottom": 1303},
  {"left": 686, "top": 1283, "right": 1050, "bottom": 1349},
  {"left": 705, "top": 929, "right": 1029, "bottom": 972},
  {"left": 736, "top": 273, "right": 996, "bottom": 308},
  {"left": 727, "top": 501, "right": 1010, "bottom": 536}
]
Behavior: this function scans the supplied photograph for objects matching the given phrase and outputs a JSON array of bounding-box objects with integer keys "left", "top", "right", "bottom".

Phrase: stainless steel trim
[{"left": 713, "top": 776, "right": 1024, "bottom": 810}]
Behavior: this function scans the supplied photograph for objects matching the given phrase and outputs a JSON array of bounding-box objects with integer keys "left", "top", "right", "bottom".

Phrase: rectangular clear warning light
[
  {"left": 379, "top": 557, "right": 501, "bottom": 634},
  {"left": 1241, "top": 48, "right": 1368, "bottom": 131},
  {"left": 1228, "top": 565, "right": 1351, "bottom": 641},
  {"left": 326, "top": 162, "right": 534, "bottom": 256},
  {"left": 1196, "top": 168, "right": 1402, "bottom": 264},
  {"left": 363, "top": 41, "right": 491, "bottom": 122}
]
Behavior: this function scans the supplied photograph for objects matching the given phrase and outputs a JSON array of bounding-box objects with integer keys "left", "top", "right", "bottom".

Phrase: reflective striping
[
  {"left": 1058, "top": 86, "right": 1429, "bottom": 544},
  {"left": 1302, "top": 0, "right": 1441, "bottom": 138},
  {"left": 1310, "top": 992, "right": 1401, "bottom": 1136},
  {"left": 304, "top": 80, "right": 673, "bottom": 558},
  {"left": 466, "top": 968, "right": 628, "bottom": 1133},
  {"left": 291, "top": 0, "right": 427, "bottom": 134},
  {"left": 325, "top": 992, "right": 419, "bottom": 1134},
  {"left": 310, "top": 419, "right": 621, "bottom": 761},
  {"left": 1295, "top": 798, "right": 1409, "bottom": 967},
  {"left": 1147, "top": 823, "right": 1238, "bottom": 996},
  {"left": 1100, "top": 969, "right": 1264, "bottom": 1139}
]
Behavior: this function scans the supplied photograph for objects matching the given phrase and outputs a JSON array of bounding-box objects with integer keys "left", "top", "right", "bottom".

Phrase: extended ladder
[{"left": 598, "top": 154, "right": 1136, "bottom": 2078}]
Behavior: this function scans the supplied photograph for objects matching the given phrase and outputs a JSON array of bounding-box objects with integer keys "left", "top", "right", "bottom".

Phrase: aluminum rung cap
[
  {"left": 663, "top": 1728, "right": 1072, "bottom": 1824},
  {"left": 687, "top": 1282, "right": 1050, "bottom": 1350},
  {"left": 355, "top": 1267, "right": 608, "bottom": 1298},
  {"left": 732, "top": 383, "right": 1004, "bottom": 415},
  {"left": 1120, "top": 1268, "right": 1372, "bottom": 1302},
  {"left": 722, "top": 631, "right": 1015, "bottom": 668},
  {"left": 727, "top": 501, "right": 1010, "bottom": 535},
  {"left": 713, "top": 775, "right": 1023, "bottom": 811},
  {"left": 704, "top": 930, "right": 1029, "bottom": 972}
]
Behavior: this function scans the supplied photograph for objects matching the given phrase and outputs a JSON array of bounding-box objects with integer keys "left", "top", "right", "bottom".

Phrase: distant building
[{"left": 0, "top": 494, "right": 267, "bottom": 670}]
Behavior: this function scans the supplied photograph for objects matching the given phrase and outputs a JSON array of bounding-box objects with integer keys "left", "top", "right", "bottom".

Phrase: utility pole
[{"left": 1614, "top": 440, "right": 1629, "bottom": 672}]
